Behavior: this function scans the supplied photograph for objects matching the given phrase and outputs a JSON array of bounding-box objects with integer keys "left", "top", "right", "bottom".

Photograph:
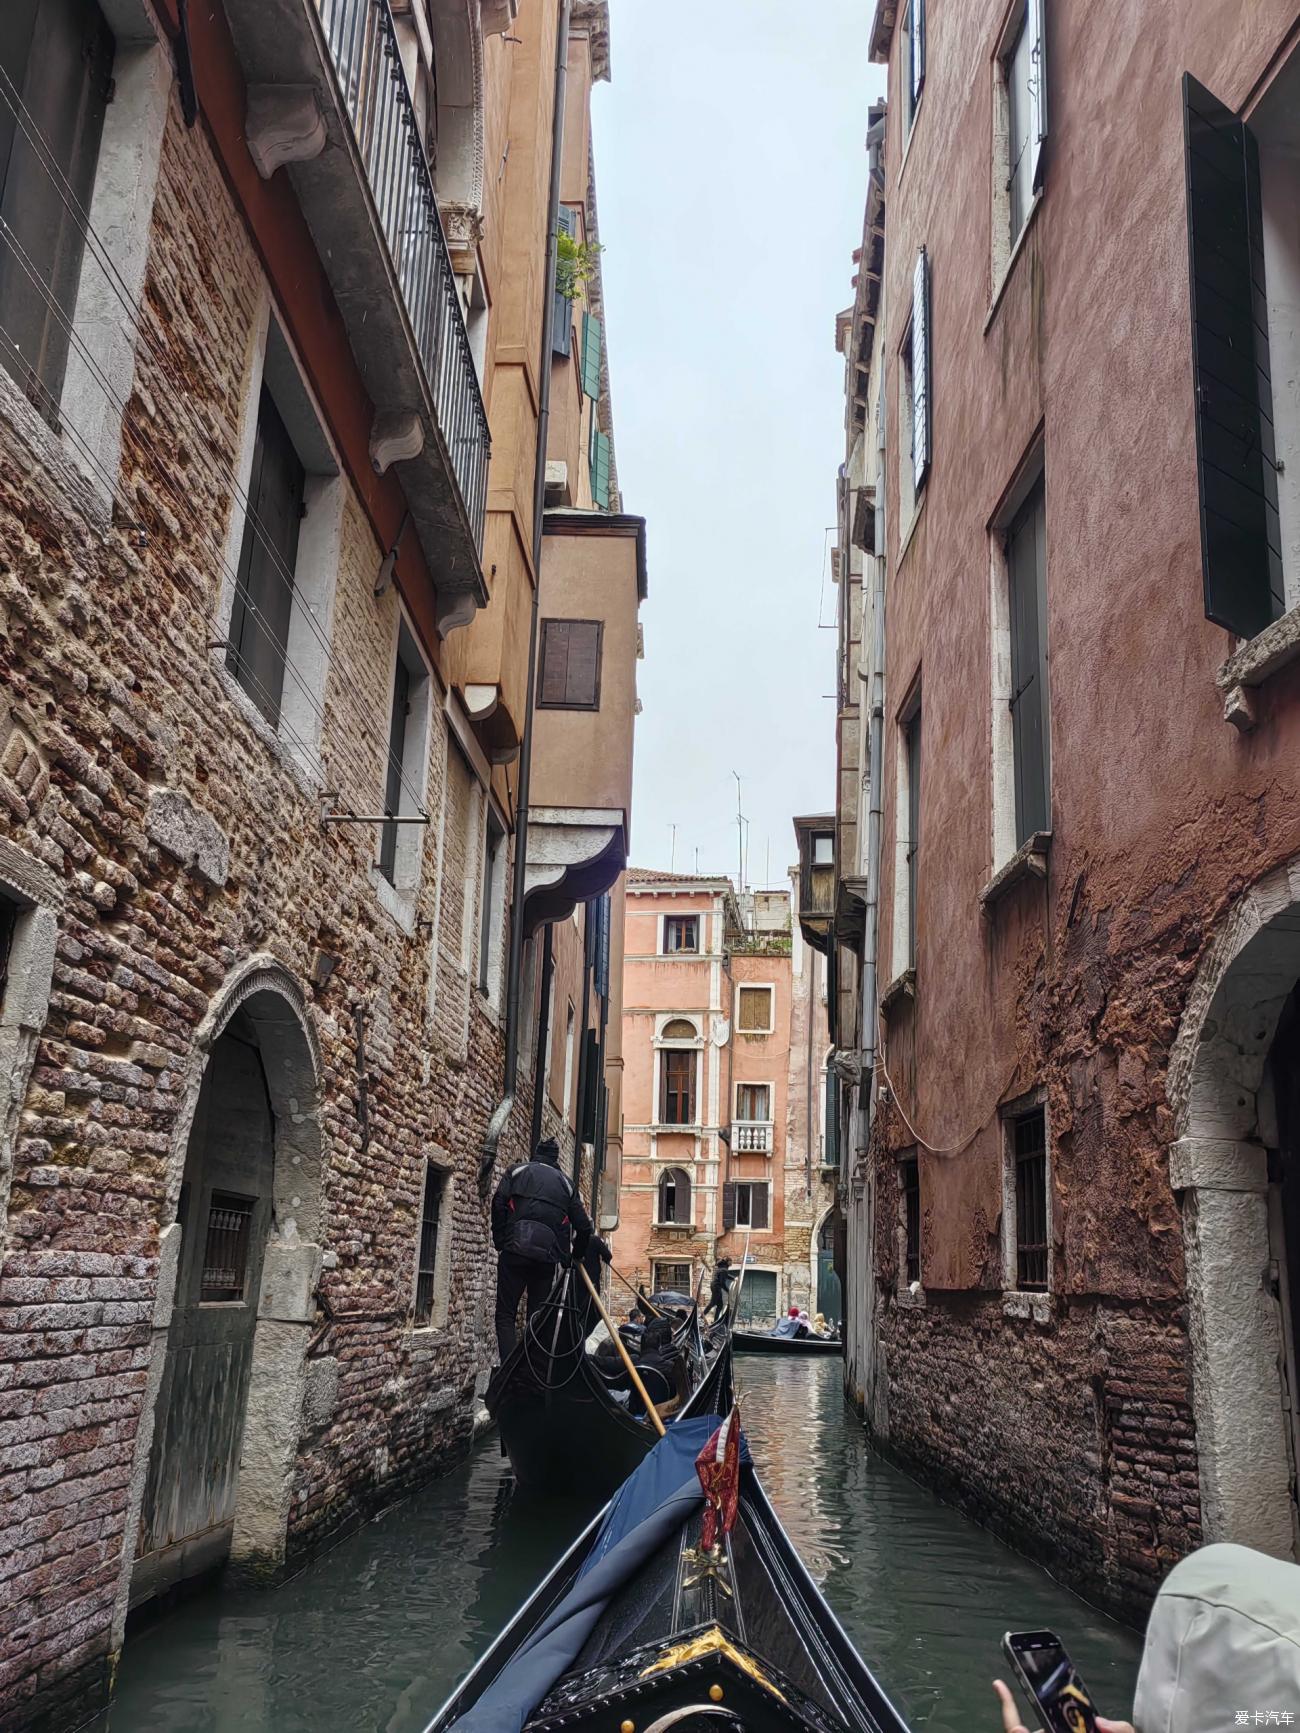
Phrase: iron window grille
[
  {"left": 413, "top": 1165, "right": 444, "bottom": 1327},
  {"left": 653, "top": 1262, "right": 691, "bottom": 1295},
  {"left": 1013, "top": 1108, "right": 1049, "bottom": 1289},
  {"left": 201, "top": 1193, "right": 255, "bottom": 1302},
  {"left": 901, "top": 1154, "right": 921, "bottom": 1285}
]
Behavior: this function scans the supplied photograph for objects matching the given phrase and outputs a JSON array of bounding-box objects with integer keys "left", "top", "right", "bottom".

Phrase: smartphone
[{"left": 1002, "top": 1630, "right": 1097, "bottom": 1733}]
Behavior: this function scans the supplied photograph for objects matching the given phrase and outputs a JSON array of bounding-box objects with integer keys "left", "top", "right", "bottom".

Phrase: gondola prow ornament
[{"left": 695, "top": 1405, "right": 741, "bottom": 1552}]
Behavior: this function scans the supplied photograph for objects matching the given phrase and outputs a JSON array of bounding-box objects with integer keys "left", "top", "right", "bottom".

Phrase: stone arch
[
  {"left": 1167, "top": 860, "right": 1300, "bottom": 1558},
  {"left": 114, "top": 956, "right": 327, "bottom": 1641}
]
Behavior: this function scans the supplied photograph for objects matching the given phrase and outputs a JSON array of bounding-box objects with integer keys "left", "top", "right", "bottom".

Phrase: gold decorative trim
[{"left": 639, "top": 1626, "right": 786, "bottom": 1702}]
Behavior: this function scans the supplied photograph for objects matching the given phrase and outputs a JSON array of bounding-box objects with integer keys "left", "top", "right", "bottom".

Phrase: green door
[{"left": 736, "top": 1269, "right": 778, "bottom": 1328}]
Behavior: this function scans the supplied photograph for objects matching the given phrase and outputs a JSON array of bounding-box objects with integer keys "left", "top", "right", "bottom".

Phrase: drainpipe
[
  {"left": 479, "top": 0, "right": 573, "bottom": 1196},
  {"left": 572, "top": 902, "right": 594, "bottom": 1202},
  {"left": 861, "top": 558, "right": 886, "bottom": 1119},
  {"left": 529, "top": 925, "right": 556, "bottom": 1154}
]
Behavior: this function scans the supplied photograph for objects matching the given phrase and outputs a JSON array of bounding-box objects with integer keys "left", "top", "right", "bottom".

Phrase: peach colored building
[{"left": 611, "top": 871, "right": 835, "bottom": 1322}]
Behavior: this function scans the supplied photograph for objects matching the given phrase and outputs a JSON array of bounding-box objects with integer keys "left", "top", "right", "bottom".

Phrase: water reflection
[
  {"left": 737, "top": 1357, "right": 1142, "bottom": 1732},
  {"left": 101, "top": 1358, "right": 1141, "bottom": 1733}
]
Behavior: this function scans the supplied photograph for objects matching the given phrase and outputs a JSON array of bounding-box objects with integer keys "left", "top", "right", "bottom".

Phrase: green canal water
[{"left": 96, "top": 1357, "right": 1141, "bottom": 1732}]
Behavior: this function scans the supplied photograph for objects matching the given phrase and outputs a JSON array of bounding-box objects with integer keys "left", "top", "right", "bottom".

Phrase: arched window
[
  {"left": 658, "top": 1167, "right": 692, "bottom": 1225},
  {"left": 659, "top": 1018, "right": 698, "bottom": 1125},
  {"left": 661, "top": 1017, "right": 697, "bottom": 1040}
]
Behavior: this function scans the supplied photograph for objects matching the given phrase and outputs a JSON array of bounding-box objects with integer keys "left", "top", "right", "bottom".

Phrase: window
[
  {"left": 0, "top": 895, "right": 14, "bottom": 1009},
  {"left": 478, "top": 807, "right": 506, "bottom": 999},
  {"left": 663, "top": 915, "right": 698, "bottom": 954},
  {"left": 1006, "top": 479, "right": 1050, "bottom": 844},
  {"left": 812, "top": 832, "right": 834, "bottom": 867},
  {"left": 580, "top": 310, "right": 602, "bottom": 399},
  {"left": 589, "top": 419, "right": 611, "bottom": 511},
  {"left": 736, "top": 985, "right": 774, "bottom": 1034},
  {"left": 660, "top": 1048, "right": 696, "bottom": 1125},
  {"left": 898, "top": 697, "right": 922, "bottom": 970},
  {"left": 413, "top": 1164, "right": 447, "bottom": 1328},
  {"left": 0, "top": 0, "right": 113, "bottom": 418},
  {"left": 904, "top": 249, "right": 931, "bottom": 503},
  {"left": 1009, "top": 1106, "right": 1049, "bottom": 1290},
  {"left": 378, "top": 623, "right": 431, "bottom": 888},
  {"left": 227, "top": 388, "right": 306, "bottom": 726},
  {"left": 200, "top": 1193, "right": 255, "bottom": 1303},
  {"left": 539, "top": 618, "right": 603, "bottom": 710},
  {"left": 657, "top": 1166, "right": 691, "bottom": 1224},
  {"left": 735, "top": 1083, "right": 771, "bottom": 1122},
  {"left": 998, "top": 0, "right": 1047, "bottom": 255},
  {"left": 661, "top": 1017, "right": 697, "bottom": 1040},
  {"left": 723, "top": 1181, "right": 769, "bottom": 1231},
  {"left": 562, "top": 1001, "right": 576, "bottom": 1119},
  {"left": 653, "top": 1261, "right": 692, "bottom": 1295},
  {"left": 552, "top": 205, "right": 578, "bottom": 358},
  {"left": 1184, "top": 74, "right": 1287, "bottom": 640},
  {"left": 900, "top": 1154, "right": 921, "bottom": 1286},
  {"left": 901, "top": 0, "right": 925, "bottom": 135}
]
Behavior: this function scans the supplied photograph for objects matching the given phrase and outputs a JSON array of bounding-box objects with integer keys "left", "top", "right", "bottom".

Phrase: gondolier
[{"left": 491, "top": 1138, "right": 597, "bottom": 1358}]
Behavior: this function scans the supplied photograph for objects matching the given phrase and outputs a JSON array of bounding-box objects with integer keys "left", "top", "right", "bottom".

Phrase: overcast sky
[{"left": 591, "top": 3, "right": 887, "bottom": 888}]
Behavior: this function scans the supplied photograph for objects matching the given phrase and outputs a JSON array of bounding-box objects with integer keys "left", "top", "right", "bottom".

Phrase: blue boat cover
[
  {"left": 447, "top": 1416, "right": 750, "bottom": 1733},
  {"left": 770, "top": 1316, "right": 801, "bottom": 1338}
]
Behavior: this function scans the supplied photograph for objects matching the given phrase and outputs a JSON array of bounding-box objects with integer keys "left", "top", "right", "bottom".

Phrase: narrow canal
[{"left": 98, "top": 1357, "right": 1141, "bottom": 1732}]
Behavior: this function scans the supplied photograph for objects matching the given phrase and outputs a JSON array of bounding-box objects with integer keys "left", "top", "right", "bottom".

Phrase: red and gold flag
[{"left": 695, "top": 1405, "right": 740, "bottom": 1551}]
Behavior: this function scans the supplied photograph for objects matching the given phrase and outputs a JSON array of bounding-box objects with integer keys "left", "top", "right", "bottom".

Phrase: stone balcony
[
  {"left": 226, "top": 0, "right": 491, "bottom": 632},
  {"left": 732, "top": 1120, "right": 773, "bottom": 1154}
]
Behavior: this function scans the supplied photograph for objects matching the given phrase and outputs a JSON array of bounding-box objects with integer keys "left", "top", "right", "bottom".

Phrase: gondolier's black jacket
[{"left": 492, "top": 1154, "right": 593, "bottom": 1265}]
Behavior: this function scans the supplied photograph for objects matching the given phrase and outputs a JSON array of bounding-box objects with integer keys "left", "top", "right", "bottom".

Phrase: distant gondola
[
  {"left": 425, "top": 1414, "right": 910, "bottom": 1733},
  {"left": 486, "top": 1258, "right": 733, "bottom": 1498},
  {"left": 733, "top": 1327, "right": 843, "bottom": 1356}
]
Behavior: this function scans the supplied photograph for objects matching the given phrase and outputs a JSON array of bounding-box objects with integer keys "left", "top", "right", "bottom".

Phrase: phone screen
[{"left": 1006, "top": 1631, "right": 1097, "bottom": 1733}]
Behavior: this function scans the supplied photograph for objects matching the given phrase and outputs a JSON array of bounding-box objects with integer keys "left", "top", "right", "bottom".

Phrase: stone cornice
[{"left": 572, "top": 0, "right": 611, "bottom": 82}]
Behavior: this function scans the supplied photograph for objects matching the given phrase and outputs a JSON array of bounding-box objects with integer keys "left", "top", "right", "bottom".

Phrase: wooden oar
[
  {"left": 610, "top": 1262, "right": 662, "bottom": 1318},
  {"left": 578, "top": 1263, "right": 667, "bottom": 1438}
]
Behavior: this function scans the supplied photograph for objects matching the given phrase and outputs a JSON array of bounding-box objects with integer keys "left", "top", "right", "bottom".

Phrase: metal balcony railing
[
  {"left": 316, "top": 0, "right": 490, "bottom": 548},
  {"left": 733, "top": 1120, "right": 773, "bottom": 1154}
]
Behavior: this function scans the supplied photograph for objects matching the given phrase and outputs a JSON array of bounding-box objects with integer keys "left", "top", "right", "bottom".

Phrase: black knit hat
[{"left": 535, "top": 1137, "right": 560, "bottom": 1162}]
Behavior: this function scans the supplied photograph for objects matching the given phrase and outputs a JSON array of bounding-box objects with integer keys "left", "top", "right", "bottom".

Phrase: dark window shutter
[
  {"left": 227, "top": 389, "right": 305, "bottom": 727},
  {"left": 722, "top": 1182, "right": 737, "bottom": 1232},
  {"left": 580, "top": 1028, "right": 599, "bottom": 1140},
  {"left": 676, "top": 1167, "right": 691, "bottom": 1220},
  {"left": 552, "top": 206, "right": 577, "bottom": 358},
  {"left": 580, "top": 311, "right": 603, "bottom": 399},
  {"left": 1183, "top": 73, "right": 1284, "bottom": 639},
  {"left": 1030, "top": 0, "right": 1048, "bottom": 189},
  {"left": 539, "top": 618, "right": 602, "bottom": 709},
  {"left": 912, "top": 248, "right": 931, "bottom": 492},
  {"left": 752, "top": 1185, "right": 769, "bottom": 1231},
  {"left": 590, "top": 424, "right": 611, "bottom": 510},
  {"left": 683, "top": 1051, "right": 696, "bottom": 1123},
  {"left": 1007, "top": 481, "right": 1050, "bottom": 843}
]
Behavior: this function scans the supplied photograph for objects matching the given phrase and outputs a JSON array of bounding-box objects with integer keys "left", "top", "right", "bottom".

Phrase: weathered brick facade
[{"left": 0, "top": 0, "right": 636, "bottom": 1721}]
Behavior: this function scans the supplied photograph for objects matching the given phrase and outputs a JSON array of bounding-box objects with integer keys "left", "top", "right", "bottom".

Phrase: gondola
[
  {"left": 733, "top": 1328, "right": 843, "bottom": 1357},
  {"left": 486, "top": 1259, "right": 734, "bottom": 1499},
  {"left": 425, "top": 1413, "right": 910, "bottom": 1733}
]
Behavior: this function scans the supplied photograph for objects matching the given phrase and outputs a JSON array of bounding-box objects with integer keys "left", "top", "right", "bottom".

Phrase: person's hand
[
  {"left": 598, "top": 1237, "right": 613, "bottom": 1265},
  {"left": 993, "top": 1679, "right": 1038, "bottom": 1733},
  {"left": 1095, "top": 1721, "right": 1135, "bottom": 1733}
]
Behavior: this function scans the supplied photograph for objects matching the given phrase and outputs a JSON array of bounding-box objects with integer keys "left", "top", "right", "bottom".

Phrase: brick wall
[{"left": 0, "top": 100, "right": 532, "bottom": 1732}]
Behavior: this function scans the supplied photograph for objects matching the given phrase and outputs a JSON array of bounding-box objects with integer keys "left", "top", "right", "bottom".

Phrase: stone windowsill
[
  {"left": 652, "top": 1220, "right": 693, "bottom": 1233},
  {"left": 1002, "top": 1288, "right": 1052, "bottom": 1323},
  {"left": 371, "top": 868, "right": 419, "bottom": 938},
  {"left": 980, "top": 831, "right": 1051, "bottom": 910},
  {"left": 895, "top": 1283, "right": 927, "bottom": 1310},
  {"left": 984, "top": 190, "right": 1044, "bottom": 334},
  {"left": 879, "top": 966, "right": 916, "bottom": 1017},
  {"left": 1217, "top": 602, "right": 1300, "bottom": 731}
]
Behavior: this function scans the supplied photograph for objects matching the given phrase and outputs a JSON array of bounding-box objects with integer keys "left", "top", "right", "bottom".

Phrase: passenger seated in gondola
[
  {"left": 769, "top": 1307, "right": 803, "bottom": 1339},
  {"left": 626, "top": 1316, "right": 679, "bottom": 1418}
]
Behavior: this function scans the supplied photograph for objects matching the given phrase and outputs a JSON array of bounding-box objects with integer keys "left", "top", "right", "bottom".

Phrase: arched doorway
[
  {"left": 123, "top": 961, "right": 325, "bottom": 1613},
  {"left": 1169, "top": 868, "right": 1300, "bottom": 1558},
  {"left": 816, "top": 1209, "right": 843, "bottom": 1325}
]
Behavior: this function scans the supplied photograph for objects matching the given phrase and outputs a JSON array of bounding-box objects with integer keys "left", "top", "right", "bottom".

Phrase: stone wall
[{"left": 0, "top": 97, "right": 529, "bottom": 1732}]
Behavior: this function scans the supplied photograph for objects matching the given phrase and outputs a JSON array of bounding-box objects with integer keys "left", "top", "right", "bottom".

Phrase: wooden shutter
[
  {"left": 590, "top": 424, "right": 611, "bottom": 510},
  {"left": 910, "top": 0, "right": 925, "bottom": 109},
  {"left": 1183, "top": 74, "right": 1283, "bottom": 639},
  {"left": 580, "top": 1028, "right": 600, "bottom": 1140},
  {"left": 1029, "top": 0, "right": 1048, "bottom": 190},
  {"left": 751, "top": 1185, "right": 769, "bottom": 1232},
  {"left": 722, "top": 1182, "right": 737, "bottom": 1232},
  {"left": 682, "top": 1051, "right": 696, "bottom": 1123},
  {"left": 912, "top": 249, "right": 931, "bottom": 493},
  {"left": 1007, "top": 482, "right": 1050, "bottom": 843},
  {"left": 580, "top": 311, "right": 603, "bottom": 399},
  {"left": 675, "top": 1167, "right": 691, "bottom": 1221},
  {"left": 552, "top": 206, "right": 577, "bottom": 358},
  {"left": 539, "top": 618, "right": 603, "bottom": 708}
]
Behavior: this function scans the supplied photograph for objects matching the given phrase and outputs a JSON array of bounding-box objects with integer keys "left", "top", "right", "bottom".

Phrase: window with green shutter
[
  {"left": 580, "top": 311, "right": 602, "bottom": 399},
  {"left": 552, "top": 206, "right": 578, "bottom": 359},
  {"left": 590, "top": 423, "right": 611, "bottom": 510}
]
